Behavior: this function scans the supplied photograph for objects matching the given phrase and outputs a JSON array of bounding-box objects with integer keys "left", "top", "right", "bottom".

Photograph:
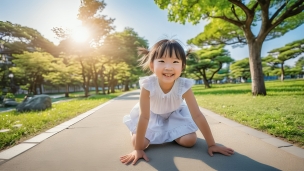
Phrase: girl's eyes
[{"left": 157, "top": 60, "right": 180, "bottom": 63}]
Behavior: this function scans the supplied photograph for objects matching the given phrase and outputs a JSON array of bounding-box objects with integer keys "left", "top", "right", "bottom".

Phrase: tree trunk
[
  {"left": 110, "top": 72, "right": 115, "bottom": 93},
  {"left": 39, "top": 84, "right": 43, "bottom": 94},
  {"left": 280, "top": 62, "right": 285, "bottom": 82},
  {"left": 248, "top": 41, "right": 266, "bottom": 95},
  {"left": 33, "top": 81, "right": 37, "bottom": 95},
  {"left": 92, "top": 65, "right": 99, "bottom": 94},
  {"left": 101, "top": 75, "right": 106, "bottom": 94},
  {"left": 124, "top": 80, "right": 130, "bottom": 91},
  {"left": 111, "top": 83, "right": 115, "bottom": 93},
  {"left": 202, "top": 75, "right": 210, "bottom": 88},
  {"left": 65, "top": 84, "right": 69, "bottom": 97},
  {"left": 94, "top": 76, "right": 99, "bottom": 94},
  {"left": 106, "top": 73, "right": 110, "bottom": 94},
  {"left": 80, "top": 60, "right": 90, "bottom": 97}
]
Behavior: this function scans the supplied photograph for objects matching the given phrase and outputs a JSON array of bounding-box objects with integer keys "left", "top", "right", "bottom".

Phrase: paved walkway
[{"left": 0, "top": 90, "right": 303, "bottom": 171}]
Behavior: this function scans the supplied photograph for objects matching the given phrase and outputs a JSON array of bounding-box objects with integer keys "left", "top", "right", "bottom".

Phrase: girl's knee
[{"left": 175, "top": 132, "right": 197, "bottom": 147}]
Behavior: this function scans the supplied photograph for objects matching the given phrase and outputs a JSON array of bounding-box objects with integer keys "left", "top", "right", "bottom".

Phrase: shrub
[{"left": 5, "top": 93, "right": 15, "bottom": 99}]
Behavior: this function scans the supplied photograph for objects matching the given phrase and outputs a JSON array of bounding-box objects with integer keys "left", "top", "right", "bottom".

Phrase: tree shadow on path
[{"left": 140, "top": 139, "right": 279, "bottom": 171}]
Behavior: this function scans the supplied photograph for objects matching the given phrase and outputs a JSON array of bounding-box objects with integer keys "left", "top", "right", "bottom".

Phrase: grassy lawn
[
  {"left": 193, "top": 79, "right": 304, "bottom": 148},
  {"left": 0, "top": 91, "right": 124, "bottom": 151}
]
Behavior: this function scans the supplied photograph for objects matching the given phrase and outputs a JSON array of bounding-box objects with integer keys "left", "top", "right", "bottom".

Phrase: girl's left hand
[{"left": 208, "top": 145, "right": 234, "bottom": 156}]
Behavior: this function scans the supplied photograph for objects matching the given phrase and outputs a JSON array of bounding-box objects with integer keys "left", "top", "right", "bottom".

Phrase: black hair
[{"left": 138, "top": 39, "right": 186, "bottom": 71}]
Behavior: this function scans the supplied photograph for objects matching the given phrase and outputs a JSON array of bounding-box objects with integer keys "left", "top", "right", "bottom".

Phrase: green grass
[
  {"left": 193, "top": 79, "right": 304, "bottom": 148},
  {"left": 0, "top": 91, "right": 123, "bottom": 151}
]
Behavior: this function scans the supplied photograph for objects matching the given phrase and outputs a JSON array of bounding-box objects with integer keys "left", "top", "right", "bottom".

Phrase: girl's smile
[{"left": 163, "top": 73, "right": 174, "bottom": 77}]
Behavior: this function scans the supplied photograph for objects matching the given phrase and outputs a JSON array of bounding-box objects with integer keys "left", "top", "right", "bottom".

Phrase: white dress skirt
[
  {"left": 123, "top": 75, "right": 199, "bottom": 144},
  {"left": 123, "top": 102, "right": 198, "bottom": 144}
]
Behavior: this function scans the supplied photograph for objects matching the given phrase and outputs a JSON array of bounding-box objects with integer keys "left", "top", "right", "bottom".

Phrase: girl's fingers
[
  {"left": 121, "top": 155, "right": 133, "bottom": 164},
  {"left": 227, "top": 148, "right": 234, "bottom": 152},
  {"left": 132, "top": 156, "right": 139, "bottom": 165},
  {"left": 223, "top": 148, "right": 234, "bottom": 156},
  {"left": 208, "top": 149, "right": 214, "bottom": 157},
  {"left": 143, "top": 153, "right": 149, "bottom": 162},
  {"left": 120, "top": 155, "right": 128, "bottom": 159},
  {"left": 125, "top": 155, "right": 135, "bottom": 165},
  {"left": 120, "top": 156, "right": 129, "bottom": 163}
]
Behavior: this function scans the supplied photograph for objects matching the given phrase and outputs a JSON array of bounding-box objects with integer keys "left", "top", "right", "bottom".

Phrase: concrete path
[{"left": 0, "top": 90, "right": 303, "bottom": 171}]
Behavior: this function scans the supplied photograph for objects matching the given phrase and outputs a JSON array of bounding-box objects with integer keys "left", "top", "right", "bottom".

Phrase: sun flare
[{"left": 71, "top": 26, "right": 89, "bottom": 43}]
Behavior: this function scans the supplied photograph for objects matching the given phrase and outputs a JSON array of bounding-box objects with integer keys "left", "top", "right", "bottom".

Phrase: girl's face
[{"left": 150, "top": 51, "right": 183, "bottom": 85}]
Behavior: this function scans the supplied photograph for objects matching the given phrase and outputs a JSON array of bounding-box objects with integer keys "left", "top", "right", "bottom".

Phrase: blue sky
[{"left": 1, "top": 0, "right": 303, "bottom": 66}]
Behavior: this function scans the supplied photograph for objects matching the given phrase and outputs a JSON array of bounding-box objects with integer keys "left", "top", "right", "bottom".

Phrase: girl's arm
[
  {"left": 135, "top": 88, "right": 150, "bottom": 150},
  {"left": 183, "top": 88, "right": 234, "bottom": 156},
  {"left": 120, "top": 88, "right": 150, "bottom": 165}
]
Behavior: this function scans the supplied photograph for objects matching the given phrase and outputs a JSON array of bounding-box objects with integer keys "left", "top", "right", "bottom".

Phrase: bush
[{"left": 5, "top": 93, "right": 15, "bottom": 99}]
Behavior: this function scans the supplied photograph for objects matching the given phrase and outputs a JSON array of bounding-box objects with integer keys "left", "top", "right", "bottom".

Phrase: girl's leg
[
  {"left": 131, "top": 134, "right": 150, "bottom": 149},
  {"left": 175, "top": 132, "right": 197, "bottom": 147}
]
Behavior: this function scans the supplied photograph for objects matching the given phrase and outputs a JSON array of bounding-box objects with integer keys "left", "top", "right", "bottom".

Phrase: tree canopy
[
  {"left": 0, "top": 21, "right": 57, "bottom": 55},
  {"left": 266, "top": 38, "right": 304, "bottom": 81},
  {"left": 186, "top": 45, "right": 234, "bottom": 88},
  {"left": 155, "top": 0, "right": 304, "bottom": 95},
  {"left": 230, "top": 57, "right": 250, "bottom": 82}
]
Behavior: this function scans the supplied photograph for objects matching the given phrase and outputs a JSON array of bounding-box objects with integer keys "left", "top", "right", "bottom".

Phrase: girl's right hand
[{"left": 120, "top": 150, "right": 149, "bottom": 165}]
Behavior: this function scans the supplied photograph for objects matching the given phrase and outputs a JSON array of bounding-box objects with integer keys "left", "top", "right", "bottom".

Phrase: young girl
[{"left": 120, "top": 39, "right": 234, "bottom": 165}]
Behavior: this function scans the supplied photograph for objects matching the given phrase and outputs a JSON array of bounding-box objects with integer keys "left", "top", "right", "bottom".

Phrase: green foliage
[
  {"left": 268, "top": 38, "right": 304, "bottom": 63},
  {"left": 186, "top": 45, "right": 234, "bottom": 87},
  {"left": 155, "top": 0, "right": 304, "bottom": 46},
  {"left": 295, "top": 57, "right": 304, "bottom": 75},
  {"left": 5, "top": 93, "right": 15, "bottom": 99},
  {"left": 11, "top": 51, "right": 58, "bottom": 94},
  {"left": 266, "top": 38, "right": 304, "bottom": 80},
  {"left": 43, "top": 55, "right": 82, "bottom": 87},
  {"left": 230, "top": 58, "right": 250, "bottom": 80},
  {"left": 0, "top": 21, "right": 57, "bottom": 55},
  {"left": 262, "top": 55, "right": 280, "bottom": 76},
  {"left": 77, "top": 0, "right": 115, "bottom": 46},
  {"left": 101, "top": 27, "right": 148, "bottom": 90},
  {"left": 155, "top": 0, "right": 304, "bottom": 95}
]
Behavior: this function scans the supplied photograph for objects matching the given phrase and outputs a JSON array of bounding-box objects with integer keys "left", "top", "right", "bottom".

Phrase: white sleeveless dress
[{"left": 123, "top": 74, "right": 198, "bottom": 144}]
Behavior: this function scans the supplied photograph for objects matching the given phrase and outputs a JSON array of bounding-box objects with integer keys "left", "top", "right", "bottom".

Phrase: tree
[
  {"left": 10, "top": 52, "right": 57, "bottom": 95},
  {"left": 155, "top": 0, "right": 304, "bottom": 95},
  {"left": 294, "top": 56, "right": 304, "bottom": 77},
  {"left": 78, "top": 0, "right": 115, "bottom": 47},
  {"left": 1, "top": 21, "right": 58, "bottom": 92},
  {"left": 267, "top": 38, "right": 304, "bottom": 81},
  {"left": 43, "top": 56, "right": 82, "bottom": 97},
  {"left": 186, "top": 45, "right": 234, "bottom": 88},
  {"left": 53, "top": 0, "right": 115, "bottom": 97},
  {"left": 0, "top": 21, "right": 57, "bottom": 55},
  {"left": 262, "top": 55, "right": 280, "bottom": 77},
  {"left": 230, "top": 58, "right": 251, "bottom": 82},
  {"left": 101, "top": 28, "right": 148, "bottom": 91},
  {"left": 213, "top": 68, "right": 229, "bottom": 83}
]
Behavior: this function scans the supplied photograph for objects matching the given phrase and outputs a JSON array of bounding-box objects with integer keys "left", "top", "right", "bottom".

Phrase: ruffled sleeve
[
  {"left": 139, "top": 76, "right": 150, "bottom": 91},
  {"left": 178, "top": 77, "right": 195, "bottom": 96},
  {"left": 139, "top": 75, "right": 156, "bottom": 96}
]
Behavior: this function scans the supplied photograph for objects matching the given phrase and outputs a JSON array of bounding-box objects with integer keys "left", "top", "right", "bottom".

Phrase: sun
[{"left": 71, "top": 26, "right": 90, "bottom": 43}]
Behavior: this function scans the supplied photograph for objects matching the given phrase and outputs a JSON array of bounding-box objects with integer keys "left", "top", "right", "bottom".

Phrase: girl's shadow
[{"left": 141, "top": 138, "right": 280, "bottom": 171}]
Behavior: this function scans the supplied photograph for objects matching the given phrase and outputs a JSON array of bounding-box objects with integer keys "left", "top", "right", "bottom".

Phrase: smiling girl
[{"left": 120, "top": 39, "right": 234, "bottom": 165}]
